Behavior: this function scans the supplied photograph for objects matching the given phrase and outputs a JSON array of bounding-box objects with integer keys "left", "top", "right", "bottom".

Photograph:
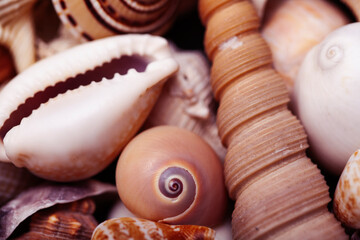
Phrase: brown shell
[
  {"left": 91, "top": 217, "right": 216, "bottom": 240},
  {"left": 342, "top": 0, "right": 360, "bottom": 20},
  {"left": 14, "top": 198, "right": 98, "bottom": 240},
  {"left": 198, "top": 0, "right": 346, "bottom": 239}
]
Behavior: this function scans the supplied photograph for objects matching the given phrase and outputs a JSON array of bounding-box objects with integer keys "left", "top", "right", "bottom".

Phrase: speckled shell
[
  {"left": 14, "top": 198, "right": 98, "bottom": 240},
  {"left": 198, "top": 0, "right": 346, "bottom": 239},
  {"left": 0, "top": 34, "right": 178, "bottom": 181},
  {"left": 52, "top": 0, "right": 180, "bottom": 41},
  {"left": 92, "top": 217, "right": 216, "bottom": 240},
  {"left": 145, "top": 46, "right": 226, "bottom": 161},
  {"left": 116, "top": 126, "right": 227, "bottom": 227},
  {"left": 262, "top": 0, "right": 349, "bottom": 92},
  {"left": 293, "top": 22, "right": 360, "bottom": 175},
  {"left": 334, "top": 150, "right": 360, "bottom": 229}
]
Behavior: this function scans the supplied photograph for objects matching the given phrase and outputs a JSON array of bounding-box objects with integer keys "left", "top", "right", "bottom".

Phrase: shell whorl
[
  {"left": 52, "top": 0, "right": 180, "bottom": 41},
  {"left": 198, "top": 0, "right": 346, "bottom": 239},
  {"left": 115, "top": 126, "right": 227, "bottom": 227}
]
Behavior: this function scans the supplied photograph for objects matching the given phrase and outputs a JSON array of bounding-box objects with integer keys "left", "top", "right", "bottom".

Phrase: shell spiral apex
[{"left": 115, "top": 126, "right": 227, "bottom": 227}]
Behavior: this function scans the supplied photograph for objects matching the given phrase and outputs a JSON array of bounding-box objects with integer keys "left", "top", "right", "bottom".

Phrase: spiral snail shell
[
  {"left": 198, "top": 0, "right": 346, "bottom": 239},
  {"left": 52, "top": 0, "right": 180, "bottom": 41},
  {"left": 116, "top": 126, "right": 227, "bottom": 227}
]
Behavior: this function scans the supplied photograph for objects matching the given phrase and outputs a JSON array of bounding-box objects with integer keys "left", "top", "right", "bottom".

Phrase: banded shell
[
  {"left": 116, "top": 126, "right": 227, "bottom": 227},
  {"left": 145, "top": 46, "right": 226, "bottom": 161},
  {"left": 334, "top": 149, "right": 360, "bottom": 229},
  {"left": 261, "top": 0, "right": 349, "bottom": 92},
  {"left": 198, "top": 0, "right": 346, "bottom": 239},
  {"left": 52, "top": 0, "right": 180, "bottom": 41},
  {"left": 0, "top": 34, "right": 178, "bottom": 182},
  {"left": 14, "top": 198, "right": 98, "bottom": 240},
  {"left": 91, "top": 217, "right": 216, "bottom": 240}
]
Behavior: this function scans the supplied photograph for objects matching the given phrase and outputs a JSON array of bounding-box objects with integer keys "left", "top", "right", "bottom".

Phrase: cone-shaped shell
[
  {"left": 0, "top": 34, "right": 178, "bottom": 181},
  {"left": 116, "top": 126, "right": 227, "bottom": 227},
  {"left": 91, "top": 217, "right": 216, "bottom": 240}
]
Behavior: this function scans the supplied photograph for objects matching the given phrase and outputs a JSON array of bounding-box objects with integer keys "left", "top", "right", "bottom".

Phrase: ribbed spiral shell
[
  {"left": 52, "top": 0, "right": 180, "bottom": 41},
  {"left": 198, "top": 0, "right": 346, "bottom": 239}
]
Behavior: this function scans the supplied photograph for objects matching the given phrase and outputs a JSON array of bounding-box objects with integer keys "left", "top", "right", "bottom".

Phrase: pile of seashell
[{"left": 1, "top": 0, "right": 360, "bottom": 239}]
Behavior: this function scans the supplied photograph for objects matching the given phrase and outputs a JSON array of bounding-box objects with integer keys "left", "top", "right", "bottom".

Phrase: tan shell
[
  {"left": 92, "top": 217, "right": 216, "bottom": 240},
  {"left": 14, "top": 198, "right": 98, "bottom": 240},
  {"left": 145, "top": 46, "right": 226, "bottom": 161},
  {"left": 342, "top": 0, "right": 360, "bottom": 20},
  {"left": 261, "top": 0, "right": 349, "bottom": 92},
  {"left": 198, "top": 0, "right": 346, "bottom": 239},
  {"left": 0, "top": 34, "right": 178, "bottom": 182},
  {"left": 52, "top": 0, "right": 180, "bottom": 41},
  {"left": 0, "top": 0, "right": 36, "bottom": 73},
  {"left": 334, "top": 149, "right": 360, "bottom": 229},
  {"left": 116, "top": 126, "right": 227, "bottom": 227}
]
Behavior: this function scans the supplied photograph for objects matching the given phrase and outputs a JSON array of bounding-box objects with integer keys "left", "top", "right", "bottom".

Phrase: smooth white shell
[
  {"left": 334, "top": 149, "right": 360, "bottom": 228},
  {"left": 0, "top": 34, "right": 178, "bottom": 181},
  {"left": 293, "top": 22, "right": 360, "bottom": 175}
]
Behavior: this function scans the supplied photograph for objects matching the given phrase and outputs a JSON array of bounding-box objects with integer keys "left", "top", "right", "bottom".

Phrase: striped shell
[
  {"left": 0, "top": 34, "right": 178, "bottom": 181},
  {"left": 52, "top": 0, "right": 180, "bottom": 41},
  {"left": 91, "top": 217, "right": 216, "bottom": 240},
  {"left": 14, "top": 198, "right": 98, "bottom": 240},
  {"left": 198, "top": 0, "right": 346, "bottom": 239}
]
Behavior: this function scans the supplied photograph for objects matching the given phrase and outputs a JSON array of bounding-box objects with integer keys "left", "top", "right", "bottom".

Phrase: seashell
[
  {"left": 0, "top": 45, "right": 16, "bottom": 84},
  {"left": 14, "top": 198, "right": 98, "bottom": 240},
  {"left": 198, "top": 0, "right": 346, "bottom": 239},
  {"left": 116, "top": 126, "right": 227, "bottom": 227},
  {"left": 342, "top": 0, "right": 360, "bottom": 21},
  {"left": 0, "top": 179, "right": 117, "bottom": 239},
  {"left": 52, "top": 0, "right": 180, "bottom": 41},
  {"left": 261, "top": 0, "right": 349, "bottom": 92},
  {"left": 0, "top": 0, "right": 36, "bottom": 73},
  {"left": 91, "top": 217, "right": 216, "bottom": 240},
  {"left": 251, "top": 0, "right": 268, "bottom": 18},
  {"left": 145, "top": 46, "right": 226, "bottom": 161},
  {"left": 334, "top": 149, "right": 360, "bottom": 229},
  {"left": 0, "top": 162, "right": 40, "bottom": 206},
  {"left": 0, "top": 34, "right": 178, "bottom": 182},
  {"left": 293, "top": 22, "right": 360, "bottom": 175}
]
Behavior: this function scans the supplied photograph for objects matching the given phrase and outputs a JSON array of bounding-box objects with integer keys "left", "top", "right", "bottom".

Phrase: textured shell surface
[
  {"left": 14, "top": 198, "right": 98, "bottom": 240},
  {"left": 52, "top": 0, "right": 180, "bottom": 41},
  {"left": 262, "top": 0, "right": 349, "bottom": 92},
  {"left": 116, "top": 126, "right": 227, "bottom": 227},
  {"left": 0, "top": 34, "right": 178, "bottom": 181},
  {"left": 334, "top": 149, "right": 360, "bottom": 229},
  {"left": 293, "top": 22, "right": 360, "bottom": 175},
  {"left": 91, "top": 217, "right": 216, "bottom": 240}
]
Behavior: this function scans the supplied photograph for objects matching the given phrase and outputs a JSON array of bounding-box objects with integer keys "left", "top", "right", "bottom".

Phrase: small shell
[
  {"left": 52, "top": 0, "right": 180, "bottom": 41},
  {"left": 0, "top": 162, "right": 40, "bottom": 206},
  {"left": 262, "top": 0, "right": 349, "bottom": 92},
  {"left": 91, "top": 217, "right": 216, "bottom": 240},
  {"left": 334, "top": 150, "right": 360, "bottom": 229},
  {"left": 293, "top": 22, "right": 360, "bottom": 175},
  {"left": 116, "top": 126, "right": 227, "bottom": 227},
  {"left": 145, "top": 46, "right": 226, "bottom": 161},
  {"left": 0, "top": 34, "right": 178, "bottom": 181},
  {"left": 14, "top": 198, "right": 98, "bottom": 240}
]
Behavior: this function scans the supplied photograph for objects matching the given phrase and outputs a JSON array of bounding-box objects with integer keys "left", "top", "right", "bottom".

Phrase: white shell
[
  {"left": 293, "top": 22, "right": 360, "bottom": 175},
  {"left": 0, "top": 34, "right": 178, "bottom": 181},
  {"left": 334, "top": 149, "right": 360, "bottom": 228}
]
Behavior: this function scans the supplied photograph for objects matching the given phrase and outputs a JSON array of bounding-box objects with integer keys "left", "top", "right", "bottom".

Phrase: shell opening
[
  {"left": 158, "top": 167, "right": 196, "bottom": 201},
  {"left": 0, "top": 54, "right": 150, "bottom": 140}
]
